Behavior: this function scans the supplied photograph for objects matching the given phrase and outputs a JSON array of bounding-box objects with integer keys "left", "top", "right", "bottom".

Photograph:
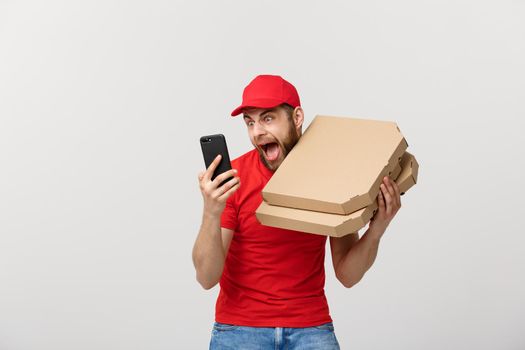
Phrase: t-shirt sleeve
[{"left": 220, "top": 192, "right": 238, "bottom": 231}]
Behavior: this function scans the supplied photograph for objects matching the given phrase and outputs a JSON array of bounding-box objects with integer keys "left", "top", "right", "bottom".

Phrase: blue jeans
[{"left": 209, "top": 321, "right": 340, "bottom": 350}]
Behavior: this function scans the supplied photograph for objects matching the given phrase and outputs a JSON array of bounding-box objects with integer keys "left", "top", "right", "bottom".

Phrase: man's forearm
[
  {"left": 192, "top": 213, "right": 226, "bottom": 289},
  {"left": 335, "top": 227, "right": 384, "bottom": 288}
]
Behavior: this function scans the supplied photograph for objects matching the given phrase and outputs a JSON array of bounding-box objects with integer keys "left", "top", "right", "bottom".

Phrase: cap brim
[{"left": 230, "top": 98, "right": 285, "bottom": 116}]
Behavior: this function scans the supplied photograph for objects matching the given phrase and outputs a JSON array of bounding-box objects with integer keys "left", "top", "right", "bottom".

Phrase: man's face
[{"left": 242, "top": 106, "right": 303, "bottom": 171}]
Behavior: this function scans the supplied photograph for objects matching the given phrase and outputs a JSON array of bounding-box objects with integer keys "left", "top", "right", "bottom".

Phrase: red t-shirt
[{"left": 217, "top": 148, "right": 332, "bottom": 327}]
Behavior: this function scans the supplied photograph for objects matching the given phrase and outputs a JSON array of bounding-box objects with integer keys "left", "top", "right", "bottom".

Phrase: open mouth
[{"left": 260, "top": 142, "right": 280, "bottom": 162}]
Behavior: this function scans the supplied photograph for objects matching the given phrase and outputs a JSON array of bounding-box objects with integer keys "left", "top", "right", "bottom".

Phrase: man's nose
[{"left": 252, "top": 121, "right": 267, "bottom": 137}]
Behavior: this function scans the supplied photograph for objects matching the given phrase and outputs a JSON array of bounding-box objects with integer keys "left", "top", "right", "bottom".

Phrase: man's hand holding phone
[{"left": 198, "top": 154, "right": 240, "bottom": 218}]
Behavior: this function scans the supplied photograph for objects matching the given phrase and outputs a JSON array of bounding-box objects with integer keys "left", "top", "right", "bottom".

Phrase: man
[{"left": 193, "top": 75, "right": 402, "bottom": 349}]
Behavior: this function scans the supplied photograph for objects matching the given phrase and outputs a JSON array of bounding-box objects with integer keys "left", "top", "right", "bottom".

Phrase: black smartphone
[{"left": 200, "top": 134, "right": 233, "bottom": 187}]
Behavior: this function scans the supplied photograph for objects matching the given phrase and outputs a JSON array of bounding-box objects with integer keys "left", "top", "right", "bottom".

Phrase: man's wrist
[
  {"left": 367, "top": 225, "right": 385, "bottom": 241},
  {"left": 202, "top": 209, "right": 222, "bottom": 223}
]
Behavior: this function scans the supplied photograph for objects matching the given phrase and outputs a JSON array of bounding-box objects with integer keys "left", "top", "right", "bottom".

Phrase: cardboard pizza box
[
  {"left": 262, "top": 115, "right": 408, "bottom": 215},
  {"left": 255, "top": 151, "right": 418, "bottom": 237}
]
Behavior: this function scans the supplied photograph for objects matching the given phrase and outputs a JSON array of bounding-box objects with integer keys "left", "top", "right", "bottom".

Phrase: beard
[{"left": 258, "top": 120, "right": 301, "bottom": 171}]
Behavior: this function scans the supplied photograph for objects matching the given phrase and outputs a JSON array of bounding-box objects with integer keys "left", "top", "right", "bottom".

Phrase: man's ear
[{"left": 293, "top": 106, "right": 304, "bottom": 131}]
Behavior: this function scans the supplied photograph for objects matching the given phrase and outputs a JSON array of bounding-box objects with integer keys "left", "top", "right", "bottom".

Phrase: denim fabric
[{"left": 209, "top": 322, "right": 340, "bottom": 350}]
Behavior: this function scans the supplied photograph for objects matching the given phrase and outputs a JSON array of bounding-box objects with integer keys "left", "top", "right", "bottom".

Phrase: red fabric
[
  {"left": 217, "top": 148, "right": 332, "bottom": 327},
  {"left": 230, "top": 75, "right": 301, "bottom": 116}
]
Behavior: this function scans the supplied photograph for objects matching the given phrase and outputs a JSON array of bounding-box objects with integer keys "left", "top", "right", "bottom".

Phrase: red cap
[{"left": 230, "top": 75, "right": 301, "bottom": 116}]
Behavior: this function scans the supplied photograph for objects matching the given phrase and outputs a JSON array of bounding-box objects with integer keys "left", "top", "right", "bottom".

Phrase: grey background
[{"left": 1, "top": 0, "right": 524, "bottom": 349}]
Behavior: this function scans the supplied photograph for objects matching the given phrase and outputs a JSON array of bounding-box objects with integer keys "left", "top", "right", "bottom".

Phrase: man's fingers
[
  {"left": 384, "top": 176, "right": 400, "bottom": 209},
  {"left": 381, "top": 184, "right": 394, "bottom": 216},
  {"left": 383, "top": 177, "right": 396, "bottom": 199},
  {"left": 391, "top": 180, "right": 401, "bottom": 207},
  {"left": 211, "top": 169, "right": 238, "bottom": 188},
  {"left": 212, "top": 176, "right": 240, "bottom": 198},
  {"left": 377, "top": 188, "right": 385, "bottom": 211},
  {"left": 380, "top": 183, "right": 392, "bottom": 204},
  {"left": 381, "top": 183, "right": 395, "bottom": 215},
  {"left": 198, "top": 171, "right": 206, "bottom": 191},
  {"left": 218, "top": 181, "right": 241, "bottom": 201},
  {"left": 204, "top": 155, "right": 222, "bottom": 181}
]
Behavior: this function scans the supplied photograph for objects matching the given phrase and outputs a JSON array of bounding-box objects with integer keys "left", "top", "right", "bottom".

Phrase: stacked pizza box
[{"left": 255, "top": 115, "right": 419, "bottom": 237}]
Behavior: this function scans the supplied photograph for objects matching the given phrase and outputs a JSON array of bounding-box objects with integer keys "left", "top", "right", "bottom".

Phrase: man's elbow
[
  {"left": 199, "top": 281, "right": 217, "bottom": 290},
  {"left": 339, "top": 278, "right": 359, "bottom": 289},
  {"left": 192, "top": 256, "right": 220, "bottom": 290},
  {"left": 336, "top": 271, "right": 363, "bottom": 289},
  {"left": 196, "top": 273, "right": 219, "bottom": 290}
]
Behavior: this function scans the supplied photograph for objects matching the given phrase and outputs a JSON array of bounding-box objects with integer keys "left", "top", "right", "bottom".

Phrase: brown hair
[{"left": 280, "top": 103, "right": 296, "bottom": 120}]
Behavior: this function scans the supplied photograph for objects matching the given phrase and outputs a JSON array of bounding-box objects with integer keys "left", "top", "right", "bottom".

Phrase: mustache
[{"left": 256, "top": 138, "right": 277, "bottom": 145}]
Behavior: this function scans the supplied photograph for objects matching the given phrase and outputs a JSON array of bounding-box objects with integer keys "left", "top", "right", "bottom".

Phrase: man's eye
[
  {"left": 247, "top": 121, "right": 254, "bottom": 126},
  {"left": 264, "top": 116, "right": 272, "bottom": 122}
]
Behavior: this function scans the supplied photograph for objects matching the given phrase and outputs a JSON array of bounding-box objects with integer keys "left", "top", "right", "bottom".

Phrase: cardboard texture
[
  {"left": 262, "top": 115, "right": 408, "bottom": 215},
  {"left": 255, "top": 151, "right": 419, "bottom": 237}
]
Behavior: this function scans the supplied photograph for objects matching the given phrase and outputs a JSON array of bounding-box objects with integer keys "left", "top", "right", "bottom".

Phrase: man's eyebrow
[
  {"left": 243, "top": 108, "right": 277, "bottom": 120},
  {"left": 260, "top": 108, "right": 276, "bottom": 117}
]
